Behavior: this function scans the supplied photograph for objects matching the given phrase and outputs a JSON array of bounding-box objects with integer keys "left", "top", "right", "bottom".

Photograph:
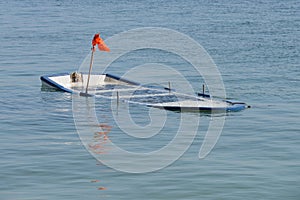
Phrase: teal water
[{"left": 0, "top": 0, "right": 299, "bottom": 199}]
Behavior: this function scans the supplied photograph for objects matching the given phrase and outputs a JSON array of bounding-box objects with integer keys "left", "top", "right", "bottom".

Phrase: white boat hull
[{"left": 40, "top": 72, "right": 249, "bottom": 112}]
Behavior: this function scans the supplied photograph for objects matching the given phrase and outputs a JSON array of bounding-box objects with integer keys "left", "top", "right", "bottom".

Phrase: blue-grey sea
[{"left": 0, "top": 0, "right": 299, "bottom": 199}]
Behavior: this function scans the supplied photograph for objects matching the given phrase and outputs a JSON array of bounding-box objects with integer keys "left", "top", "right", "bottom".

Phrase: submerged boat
[{"left": 40, "top": 72, "right": 249, "bottom": 112}]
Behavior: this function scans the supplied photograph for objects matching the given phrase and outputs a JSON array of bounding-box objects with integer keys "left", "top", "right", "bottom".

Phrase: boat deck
[{"left": 72, "top": 83, "right": 233, "bottom": 112}]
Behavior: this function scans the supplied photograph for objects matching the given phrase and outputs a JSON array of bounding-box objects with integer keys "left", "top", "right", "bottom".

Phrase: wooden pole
[{"left": 85, "top": 47, "right": 95, "bottom": 94}]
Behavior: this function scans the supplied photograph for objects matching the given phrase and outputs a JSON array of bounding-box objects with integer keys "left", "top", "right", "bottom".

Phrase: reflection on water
[
  {"left": 88, "top": 124, "right": 112, "bottom": 155},
  {"left": 89, "top": 123, "right": 112, "bottom": 192}
]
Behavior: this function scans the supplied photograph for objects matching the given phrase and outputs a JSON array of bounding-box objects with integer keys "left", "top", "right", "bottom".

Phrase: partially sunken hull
[{"left": 40, "top": 72, "right": 249, "bottom": 112}]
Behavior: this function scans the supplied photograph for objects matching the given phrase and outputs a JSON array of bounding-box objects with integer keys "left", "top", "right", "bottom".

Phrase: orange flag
[{"left": 92, "top": 33, "right": 110, "bottom": 52}]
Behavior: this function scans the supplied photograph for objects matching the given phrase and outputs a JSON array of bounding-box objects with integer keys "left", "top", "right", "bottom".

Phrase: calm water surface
[{"left": 0, "top": 0, "right": 299, "bottom": 199}]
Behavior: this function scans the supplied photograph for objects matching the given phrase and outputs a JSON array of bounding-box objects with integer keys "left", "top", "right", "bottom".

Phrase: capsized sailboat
[
  {"left": 40, "top": 33, "right": 249, "bottom": 112},
  {"left": 41, "top": 72, "right": 249, "bottom": 112}
]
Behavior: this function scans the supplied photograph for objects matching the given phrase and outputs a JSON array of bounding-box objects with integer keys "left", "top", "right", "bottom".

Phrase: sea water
[{"left": 0, "top": 0, "right": 299, "bottom": 199}]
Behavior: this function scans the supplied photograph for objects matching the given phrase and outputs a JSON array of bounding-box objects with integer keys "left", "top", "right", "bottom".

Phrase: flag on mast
[
  {"left": 92, "top": 33, "right": 110, "bottom": 52},
  {"left": 81, "top": 33, "right": 110, "bottom": 96}
]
